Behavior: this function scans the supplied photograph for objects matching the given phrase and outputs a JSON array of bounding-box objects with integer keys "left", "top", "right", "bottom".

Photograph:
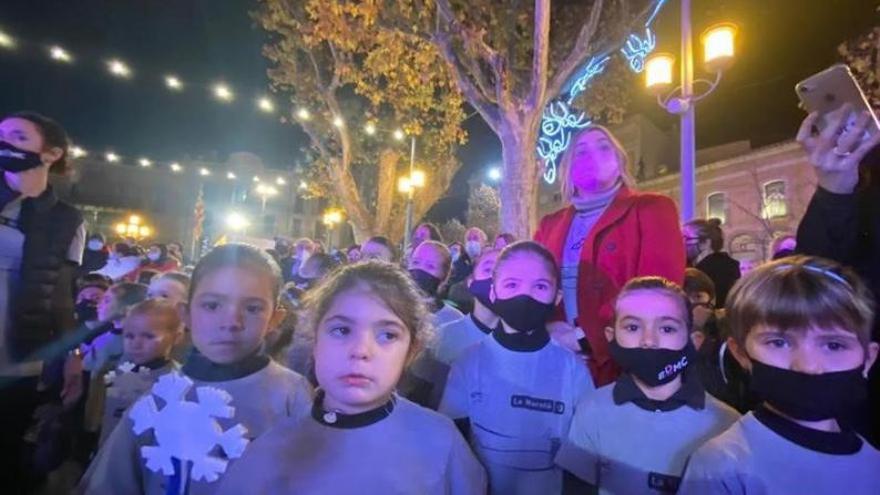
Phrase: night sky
[{"left": 0, "top": 0, "right": 876, "bottom": 221}]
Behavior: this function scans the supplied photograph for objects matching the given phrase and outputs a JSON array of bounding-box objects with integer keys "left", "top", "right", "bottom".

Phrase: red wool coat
[{"left": 534, "top": 186, "right": 686, "bottom": 387}]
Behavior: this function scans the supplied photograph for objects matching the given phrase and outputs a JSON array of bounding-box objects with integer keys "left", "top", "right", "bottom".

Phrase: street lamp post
[
  {"left": 645, "top": 1, "right": 737, "bottom": 221},
  {"left": 322, "top": 208, "right": 344, "bottom": 250},
  {"left": 399, "top": 139, "right": 426, "bottom": 253},
  {"left": 255, "top": 184, "right": 278, "bottom": 213},
  {"left": 403, "top": 137, "right": 416, "bottom": 250}
]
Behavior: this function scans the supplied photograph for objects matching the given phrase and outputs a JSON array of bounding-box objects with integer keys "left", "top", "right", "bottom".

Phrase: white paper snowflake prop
[
  {"left": 104, "top": 361, "right": 154, "bottom": 400},
  {"left": 130, "top": 371, "right": 250, "bottom": 483}
]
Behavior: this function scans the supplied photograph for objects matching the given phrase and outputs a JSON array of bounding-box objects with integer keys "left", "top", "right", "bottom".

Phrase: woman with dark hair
[
  {"left": 534, "top": 125, "right": 685, "bottom": 387},
  {"left": 682, "top": 218, "right": 740, "bottom": 307},
  {"left": 0, "top": 112, "right": 85, "bottom": 491}
]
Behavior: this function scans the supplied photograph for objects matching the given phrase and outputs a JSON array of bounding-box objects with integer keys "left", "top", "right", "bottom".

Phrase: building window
[
  {"left": 762, "top": 180, "right": 787, "bottom": 219},
  {"left": 706, "top": 192, "right": 727, "bottom": 224}
]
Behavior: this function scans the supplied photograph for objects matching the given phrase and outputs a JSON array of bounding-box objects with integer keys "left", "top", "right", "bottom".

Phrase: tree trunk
[
  {"left": 328, "top": 159, "right": 375, "bottom": 242},
  {"left": 498, "top": 120, "right": 540, "bottom": 239},
  {"left": 374, "top": 149, "right": 400, "bottom": 236}
]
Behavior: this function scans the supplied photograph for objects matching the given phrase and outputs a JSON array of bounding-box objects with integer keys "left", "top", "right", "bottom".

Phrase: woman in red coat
[{"left": 534, "top": 125, "right": 686, "bottom": 387}]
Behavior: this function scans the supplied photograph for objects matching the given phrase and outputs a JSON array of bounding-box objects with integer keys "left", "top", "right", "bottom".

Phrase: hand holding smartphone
[{"left": 795, "top": 64, "right": 880, "bottom": 193}]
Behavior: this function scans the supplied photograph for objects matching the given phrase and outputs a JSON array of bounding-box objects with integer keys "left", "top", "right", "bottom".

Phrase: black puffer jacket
[{"left": 8, "top": 186, "right": 82, "bottom": 361}]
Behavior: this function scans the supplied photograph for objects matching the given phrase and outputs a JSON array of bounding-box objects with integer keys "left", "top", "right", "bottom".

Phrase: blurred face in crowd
[
  {"left": 682, "top": 224, "right": 709, "bottom": 263},
  {"left": 412, "top": 225, "right": 432, "bottom": 248},
  {"left": 313, "top": 287, "right": 412, "bottom": 414},
  {"left": 347, "top": 247, "right": 362, "bottom": 263},
  {"left": 77, "top": 286, "right": 106, "bottom": 305},
  {"left": 609, "top": 290, "right": 689, "bottom": 351},
  {"left": 408, "top": 242, "right": 446, "bottom": 280},
  {"left": 361, "top": 240, "right": 393, "bottom": 262},
  {"left": 123, "top": 313, "right": 178, "bottom": 365},
  {"left": 470, "top": 250, "right": 499, "bottom": 283},
  {"left": 97, "top": 290, "right": 120, "bottom": 322},
  {"left": 0, "top": 117, "right": 59, "bottom": 198},
  {"left": 148, "top": 277, "right": 188, "bottom": 307},
  {"left": 183, "top": 266, "right": 284, "bottom": 364},
  {"left": 569, "top": 129, "right": 621, "bottom": 195}
]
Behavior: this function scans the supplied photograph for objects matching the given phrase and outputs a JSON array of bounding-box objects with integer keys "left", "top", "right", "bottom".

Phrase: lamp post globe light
[{"left": 644, "top": 0, "right": 738, "bottom": 221}]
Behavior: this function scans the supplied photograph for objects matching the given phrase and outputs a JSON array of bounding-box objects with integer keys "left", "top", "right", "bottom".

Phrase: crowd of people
[{"left": 0, "top": 102, "right": 879, "bottom": 494}]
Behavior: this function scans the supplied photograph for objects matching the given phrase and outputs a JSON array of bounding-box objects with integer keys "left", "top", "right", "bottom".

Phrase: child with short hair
[
  {"left": 146, "top": 271, "right": 190, "bottom": 305},
  {"left": 679, "top": 256, "right": 880, "bottom": 494},
  {"left": 215, "top": 261, "right": 486, "bottom": 494},
  {"left": 81, "top": 283, "right": 148, "bottom": 437},
  {"left": 435, "top": 248, "right": 501, "bottom": 365},
  {"left": 408, "top": 240, "right": 464, "bottom": 326},
  {"left": 556, "top": 276, "right": 740, "bottom": 494},
  {"left": 98, "top": 299, "right": 181, "bottom": 446},
  {"left": 147, "top": 271, "right": 193, "bottom": 362},
  {"left": 440, "top": 241, "right": 595, "bottom": 495},
  {"left": 78, "top": 243, "right": 313, "bottom": 495}
]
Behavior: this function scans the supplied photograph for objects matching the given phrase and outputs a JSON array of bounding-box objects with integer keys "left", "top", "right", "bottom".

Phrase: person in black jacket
[
  {"left": 683, "top": 218, "right": 740, "bottom": 307},
  {"left": 796, "top": 104, "right": 880, "bottom": 446},
  {"left": 0, "top": 112, "right": 85, "bottom": 493}
]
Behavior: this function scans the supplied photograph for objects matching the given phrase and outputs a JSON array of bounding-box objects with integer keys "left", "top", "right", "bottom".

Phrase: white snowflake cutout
[
  {"left": 129, "top": 371, "right": 250, "bottom": 483},
  {"left": 104, "top": 361, "right": 154, "bottom": 400}
]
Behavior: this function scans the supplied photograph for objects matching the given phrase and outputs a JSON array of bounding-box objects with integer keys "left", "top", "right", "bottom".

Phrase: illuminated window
[
  {"left": 762, "top": 180, "right": 787, "bottom": 219},
  {"left": 706, "top": 192, "right": 727, "bottom": 224}
]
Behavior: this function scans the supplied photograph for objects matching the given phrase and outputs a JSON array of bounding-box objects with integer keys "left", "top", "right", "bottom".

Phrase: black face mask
[
  {"left": 409, "top": 269, "right": 441, "bottom": 297},
  {"left": 492, "top": 294, "right": 555, "bottom": 333},
  {"left": 468, "top": 278, "right": 495, "bottom": 311},
  {"left": 75, "top": 301, "right": 98, "bottom": 323},
  {"left": 609, "top": 339, "right": 696, "bottom": 387},
  {"left": 0, "top": 141, "right": 43, "bottom": 173},
  {"left": 749, "top": 359, "right": 868, "bottom": 421}
]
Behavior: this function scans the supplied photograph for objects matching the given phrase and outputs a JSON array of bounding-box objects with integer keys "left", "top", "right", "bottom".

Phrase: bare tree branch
[
  {"left": 546, "top": 0, "right": 605, "bottom": 102},
  {"left": 525, "top": 0, "right": 552, "bottom": 112},
  {"left": 433, "top": 30, "right": 501, "bottom": 132}
]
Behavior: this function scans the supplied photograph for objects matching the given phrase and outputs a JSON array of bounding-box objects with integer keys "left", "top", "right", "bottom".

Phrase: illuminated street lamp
[
  {"left": 107, "top": 59, "right": 131, "bottom": 78},
  {"left": 258, "top": 97, "right": 275, "bottom": 113},
  {"left": 255, "top": 183, "right": 278, "bottom": 212},
  {"left": 225, "top": 211, "right": 250, "bottom": 232},
  {"left": 0, "top": 31, "right": 15, "bottom": 49},
  {"left": 115, "top": 214, "right": 153, "bottom": 240},
  {"left": 644, "top": 2, "right": 738, "bottom": 221},
  {"left": 165, "top": 75, "right": 183, "bottom": 90},
  {"left": 105, "top": 152, "right": 120, "bottom": 163},
  {"left": 214, "top": 83, "right": 234, "bottom": 102},
  {"left": 322, "top": 208, "right": 344, "bottom": 249},
  {"left": 49, "top": 46, "right": 72, "bottom": 63},
  {"left": 70, "top": 146, "right": 87, "bottom": 158},
  {"left": 486, "top": 166, "right": 502, "bottom": 183}
]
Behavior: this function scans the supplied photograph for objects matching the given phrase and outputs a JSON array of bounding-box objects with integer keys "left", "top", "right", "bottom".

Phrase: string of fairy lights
[{"left": 0, "top": 26, "right": 413, "bottom": 183}]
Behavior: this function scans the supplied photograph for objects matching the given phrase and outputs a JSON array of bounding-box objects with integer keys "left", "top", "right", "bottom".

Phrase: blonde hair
[
  {"left": 123, "top": 299, "right": 182, "bottom": 335},
  {"left": 300, "top": 261, "right": 435, "bottom": 361},
  {"left": 558, "top": 125, "right": 634, "bottom": 203},
  {"left": 726, "top": 255, "right": 875, "bottom": 348}
]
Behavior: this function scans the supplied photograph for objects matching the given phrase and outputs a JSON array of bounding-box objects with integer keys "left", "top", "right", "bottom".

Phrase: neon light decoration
[
  {"left": 621, "top": 28, "right": 657, "bottom": 73},
  {"left": 539, "top": 0, "right": 668, "bottom": 184},
  {"left": 538, "top": 101, "right": 592, "bottom": 184}
]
